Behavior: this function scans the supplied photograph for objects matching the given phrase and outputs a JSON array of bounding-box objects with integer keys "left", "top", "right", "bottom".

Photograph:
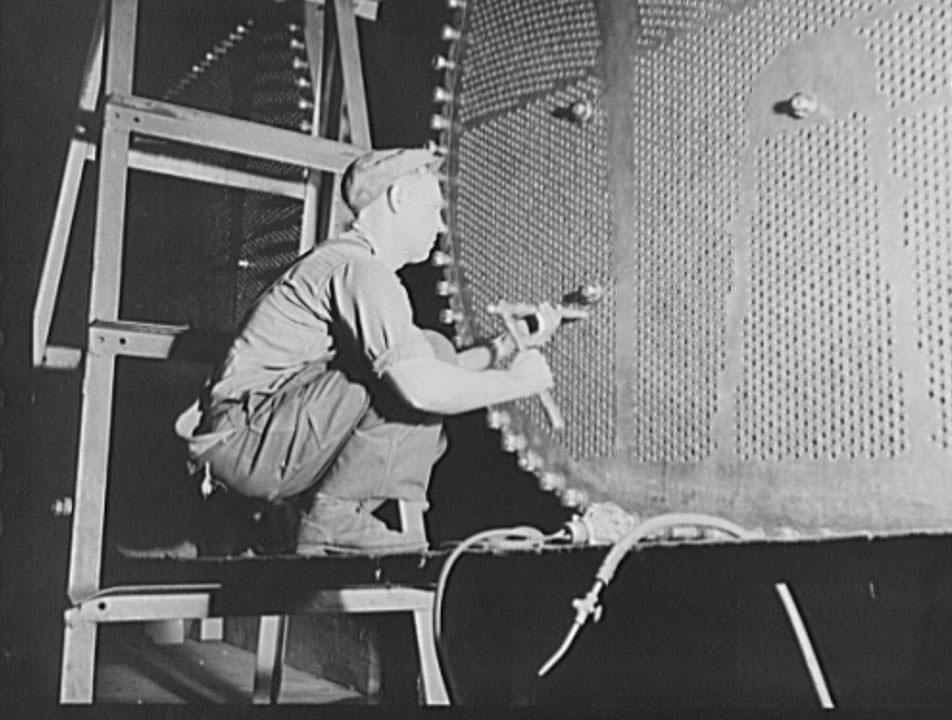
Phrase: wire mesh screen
[
  {"left": 444, "top": 0, "right": 952, "bottom": 535},
  {"left": 122, "top": 1, "right": 309, "bottom": 333}
]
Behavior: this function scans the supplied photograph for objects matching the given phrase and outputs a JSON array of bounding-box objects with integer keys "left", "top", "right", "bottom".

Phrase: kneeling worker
[{"left": 177, "top": 146, "right": 561, "bottom": 555}]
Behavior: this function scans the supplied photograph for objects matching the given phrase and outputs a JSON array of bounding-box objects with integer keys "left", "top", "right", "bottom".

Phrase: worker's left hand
[{"left": 515, "top": 302, "right": 562, "bottom": 348}]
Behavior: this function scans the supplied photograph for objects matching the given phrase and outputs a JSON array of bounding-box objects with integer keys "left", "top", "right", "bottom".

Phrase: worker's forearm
[
  {"left": 386, "top": 356, "right": 543, "bottom": 415},
  {"left": 455, "top": 333, "right": 517, "bottom": 372},
  {"left": 456, "top": 344, "right": 493, "bottom": 371}
]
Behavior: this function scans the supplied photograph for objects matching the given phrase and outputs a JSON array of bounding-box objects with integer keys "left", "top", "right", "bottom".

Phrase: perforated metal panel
[
  {"left": 891, "top": 105, "right": 952, "bottom": 452},
  {"left": 459, "top": 0, "right": 600, "bottom": 122},
  {"left": 860, "top": 3, "right": 952, "bottom": 108},
  {"left": 454, "top": 75, "right": 615, "bottom": 459},
  {"left": 442, "top": 0, "right": 952, "bottom": 535},
  {"left": 741, "top": 113, "right": 906, "bottom": 462}
]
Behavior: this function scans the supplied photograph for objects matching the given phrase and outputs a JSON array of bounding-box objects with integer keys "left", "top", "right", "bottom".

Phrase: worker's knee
[{"left": 422, "top": 329, "right": 456, "bottom": 365}]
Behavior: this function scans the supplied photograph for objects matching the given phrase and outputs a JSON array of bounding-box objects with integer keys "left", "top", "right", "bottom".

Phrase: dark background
[{"left": 2, "top": 0, "right": 952, "bottom": 713}]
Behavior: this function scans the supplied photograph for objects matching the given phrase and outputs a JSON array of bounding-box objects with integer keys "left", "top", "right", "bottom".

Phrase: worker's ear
[{"left": 385, "top": 182, "right": 403, "bottom": 214}]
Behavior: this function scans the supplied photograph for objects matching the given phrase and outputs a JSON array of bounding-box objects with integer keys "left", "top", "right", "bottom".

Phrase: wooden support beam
[
  {"left": 105, "top": 94, "right": 363, "bottom": 173},
  {"left": 33, "top": 1, "right": 106, "bottom": 368},
  {"left": 300, "top": 1, "right": 328, "bottom": 253},
  {"left": 253, "top": 616, "right": 289, "bottom": 704},
  {"left": 333, "top": 0, "right": 372, "bottom": 149}
]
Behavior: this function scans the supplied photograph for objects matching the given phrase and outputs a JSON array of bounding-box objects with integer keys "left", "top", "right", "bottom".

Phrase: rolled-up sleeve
[{"left": 332, "top": 257, "right": 435, "bottom": 376}]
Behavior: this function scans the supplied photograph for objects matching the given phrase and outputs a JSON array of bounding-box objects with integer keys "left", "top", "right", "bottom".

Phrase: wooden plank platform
[{"left": 96, "top": 624, "right": 365, "bottom": 704}]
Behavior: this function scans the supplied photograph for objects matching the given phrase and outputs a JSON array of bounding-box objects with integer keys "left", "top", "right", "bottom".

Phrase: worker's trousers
[{"left": 186, "top": 332, "right": 450, "bottom": 504}]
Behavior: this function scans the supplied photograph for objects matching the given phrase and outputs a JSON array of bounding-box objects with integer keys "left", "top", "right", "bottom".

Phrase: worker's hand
[
  {"left": 508, "top": 348, "right": 554, "bottom": 394},
  {"left": 514, "top": 302, "right": 563, "bottom": 348}
]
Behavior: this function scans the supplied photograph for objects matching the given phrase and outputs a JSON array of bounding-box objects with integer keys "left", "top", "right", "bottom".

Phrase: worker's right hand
[{"left": 508, "top": 349, "right": 554, "bottom": 394}]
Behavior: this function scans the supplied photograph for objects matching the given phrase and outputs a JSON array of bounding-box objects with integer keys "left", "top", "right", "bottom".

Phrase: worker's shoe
[{"left": 296, "top": 493, "right": 427, "bottom": 556}]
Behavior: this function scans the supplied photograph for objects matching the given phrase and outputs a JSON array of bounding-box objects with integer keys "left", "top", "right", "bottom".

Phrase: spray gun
[{"left": 486, "top": 284, "right": 603, "bottom": 431}]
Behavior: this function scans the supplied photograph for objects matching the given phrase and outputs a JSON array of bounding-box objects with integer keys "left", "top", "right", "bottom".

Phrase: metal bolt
[
  {"left": 502, "top": 431, "right": 527, "bottom": 453},
  {"left": 447, "top": 0, "right": 467, "bottom": 9},
  {"left": 433, "top": 86, "right": 454, "bottom": 104},
  {"left": 435, "top": 280, "right": 458, "bottom": 296},
  {"left": 579, "top": 283, "right": 605, "bottom": 304},
  {"left": 237, "top": 258, "right": 251, "bottom": 269},
  {"left": 539, "top": 471, "right": 566, "bottom": 493},
  {"left": 432, "top": 55, "right": 456, "bottom": 72},
  {"left": 789, "top": 92, "right": 819, "bottom": 119},
  {"left": 51, "top": 497, "right": 74, "bottom": 517},
  {"left": 517, "top": 450, "right": 542, "bottom": 472},
  {"left": 438, "top": 308, "right": 462, "bottom": 324},
  {"left": 441, "top": 25, "right": 461, "bottom": 42},
  {"left": 569, "top": 99, "right": 594, "bottom": 123},
  {"left": 431, "top": 250, "right": 453, "bottom": 266},
  {"left": 430, "top": 114, "right": 450, "bottom": 131},
  {"left": 486, "top": 408, "right": 511, "bottom": 430},
  {"left": 560, "top": 488, "right": 589, "bottom": 510}
]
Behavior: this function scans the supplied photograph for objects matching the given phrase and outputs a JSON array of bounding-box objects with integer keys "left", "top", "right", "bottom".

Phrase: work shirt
[{"left": 209, "top": 224, "right": 435, "bottom": 405}]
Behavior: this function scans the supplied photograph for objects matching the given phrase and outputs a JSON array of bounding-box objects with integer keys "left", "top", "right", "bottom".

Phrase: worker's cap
[{"left": 342, "top": 146, "right": 444, "bottom": 215}]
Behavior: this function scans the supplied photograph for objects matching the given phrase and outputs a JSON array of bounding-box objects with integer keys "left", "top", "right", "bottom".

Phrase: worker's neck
[{"left": 353, "top": 213, "right": 405, "bottom": 271}]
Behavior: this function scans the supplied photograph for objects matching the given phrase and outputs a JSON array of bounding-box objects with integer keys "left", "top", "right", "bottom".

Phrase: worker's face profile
[{"left": 398, "top": 171, "right": 447, "bottom": 263}]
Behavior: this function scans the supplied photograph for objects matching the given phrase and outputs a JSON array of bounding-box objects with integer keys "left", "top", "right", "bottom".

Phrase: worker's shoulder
[{"left": 291, "top": 236, "right": 381, "bottom": 278}]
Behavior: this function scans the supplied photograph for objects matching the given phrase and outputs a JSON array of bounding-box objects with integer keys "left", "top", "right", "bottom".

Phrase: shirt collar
[{"left": 342, "top": 222, "right": 377, "bottom": 255}]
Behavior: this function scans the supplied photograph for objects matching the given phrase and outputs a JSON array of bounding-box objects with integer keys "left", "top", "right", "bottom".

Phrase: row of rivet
[
  {"left": 164, "top": 19, "right": 254, "bottom": 102},
  {"left": 429, "top": 0, "right": 589, "bottom": 511},
  {"left": 430, "top": 0, "right": 467, "bottom": 344},
  {"left": 286, "top": 22, "right": 316, "bottom": 134},
  {"left": 487, "top": 406, "right": 589, "bottom": 509}
]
